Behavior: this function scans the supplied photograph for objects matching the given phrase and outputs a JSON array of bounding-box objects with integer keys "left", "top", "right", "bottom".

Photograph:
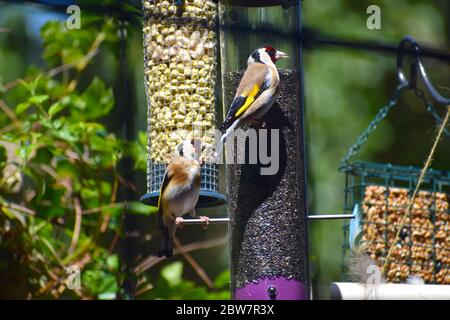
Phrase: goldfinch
[
  {"left": 215, "top": 46, "right": 288, "bottom": 157},
  {"left": 157, "top": 139, "right": 208, "bottom": 258}
]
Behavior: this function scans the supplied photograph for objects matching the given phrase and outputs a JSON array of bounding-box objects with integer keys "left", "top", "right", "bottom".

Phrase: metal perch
[{"left": 178, "top": 214, "right": 354, "bottom": 225}]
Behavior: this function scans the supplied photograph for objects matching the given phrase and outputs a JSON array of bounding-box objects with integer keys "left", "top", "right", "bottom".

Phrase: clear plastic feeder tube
[{"left": 218, "top": 0, "right": 310, "bottom": 300}]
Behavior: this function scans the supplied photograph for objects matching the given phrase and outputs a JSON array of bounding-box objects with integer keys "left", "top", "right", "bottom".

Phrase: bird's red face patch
[{"left": 264, "top": 46, "right": 277, "bottom": 63}]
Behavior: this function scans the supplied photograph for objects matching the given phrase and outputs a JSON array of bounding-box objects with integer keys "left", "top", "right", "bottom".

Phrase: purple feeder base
[{"left": 234, "top": 277, "right": 309, "bottom": 300}]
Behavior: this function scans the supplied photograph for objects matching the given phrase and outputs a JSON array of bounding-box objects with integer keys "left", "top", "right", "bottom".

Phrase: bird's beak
[{"left": 275, "top": 50, "right": 289, "bottom": 59}]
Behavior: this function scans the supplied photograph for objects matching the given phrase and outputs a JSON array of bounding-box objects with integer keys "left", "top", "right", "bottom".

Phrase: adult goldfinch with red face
[
  {"left": 215, "top": 46, "right": 289, "bottom": 157},
  {"left": 157, "top": 139, "right": 208, "bottom": 258}
]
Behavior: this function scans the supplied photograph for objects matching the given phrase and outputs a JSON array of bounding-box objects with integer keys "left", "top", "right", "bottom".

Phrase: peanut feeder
[{"left": 141, "top": 0, "right": 225, "bottom": 207}]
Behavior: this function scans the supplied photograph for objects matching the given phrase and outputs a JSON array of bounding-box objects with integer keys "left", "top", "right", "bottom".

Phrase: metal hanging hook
[
  {"left": 397, "top": 35, "right": 450, "bottom": 105},
  {"left": 341, "top": 35, "right": 450, "bottom": 165}
]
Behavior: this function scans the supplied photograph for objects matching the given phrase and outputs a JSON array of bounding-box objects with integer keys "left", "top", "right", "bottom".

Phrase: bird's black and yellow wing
[
  {"left": 157, "top": 166, "right": 172, "bottom": 230},
  {"left": 220, "top": 63, "right": 271, "bottom": 132}
]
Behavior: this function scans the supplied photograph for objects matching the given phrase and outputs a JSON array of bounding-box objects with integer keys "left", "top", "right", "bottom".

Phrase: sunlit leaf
[
  {"left": 48, "top": 102, "right": 66, "bottom": 118},
  {"left": 161, "top": 262, "right": 183, "bottom": 287},
  {"left": 1, "top": 207, "right": 26, "bottom": 227},
  {"left": 106, "top": 254, "right": 119, "bottom": 272},
  {"left": 77, "top": 77, "right": 114, "bottom": 120},
  {"left": 214, "top": 270, "right": 230, "bottom": 289},
  {"left": 127, "top": 201, "right": 156, "bottom": 215},
  {"left": 16, "top": 102, "right": 31, "bottom": 114}
]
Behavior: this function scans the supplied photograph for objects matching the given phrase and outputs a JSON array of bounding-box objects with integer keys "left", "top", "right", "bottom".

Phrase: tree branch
[
  {"left": 69, "top": 196, "right": 83, "bottom": 254},
  {"left": 0, "top": 99, "right": 19, "bottom": 123},
  {"left": 173, "top": 237, "right": 215, "bottom": 289},
  {"left": 133, "top": 236, "right": 228, "bottom": 275},
  {"left": 3, "top": 41, "right": 100, "bottom": 92}
]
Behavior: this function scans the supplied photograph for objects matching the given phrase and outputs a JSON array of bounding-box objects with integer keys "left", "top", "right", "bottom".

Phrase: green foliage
[
  {"left": 0, "top": 17, "right": 151, "bottom": 299},
  {"left": 82, "top": 253, "right": 120, "bottom": 300},
  {"left": 135, "top": 262, "right": 230, "bottom": 300},
  {"left": 303, "top": 0, "right": 449, "bottom": 299},
  {"left": 128, "top": 131, "right": 148, "bottom": 171},
  {"left": 0, "top": 12, "right": 228, "bottom": 300}
]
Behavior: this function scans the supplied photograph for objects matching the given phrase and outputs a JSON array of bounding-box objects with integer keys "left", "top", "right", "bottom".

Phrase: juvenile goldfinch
[
  {"left": 157, "top": 139, "right": 208, "bottom": 258},
  {"left": 215, "top": 46, "right": 289, "bottom": 157}
]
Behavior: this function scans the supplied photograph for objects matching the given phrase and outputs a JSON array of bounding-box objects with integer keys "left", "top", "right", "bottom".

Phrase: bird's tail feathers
[
  {"left": 214, "top": 119, "right": 240, "bottom": 160},
  {"left": 157, "top": 208, "right": 173, "bottom": 258},
  {"left": 157, "top": 209, "right": 165, "bottom": 231},
  {"left": 213, "top": 133, "right": 226, "bottom": 161},
  {"left": 157, "top": 226, "right": 173, "bottom": 258}
]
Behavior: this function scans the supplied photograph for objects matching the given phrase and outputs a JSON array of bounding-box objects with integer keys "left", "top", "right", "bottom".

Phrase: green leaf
[
  {"left": 102, "top": 204, "right": 124, "bottom": 218},
  {"left": 214, "top": 270, "right": 230, "bottom": 289},
  {"left": 18, "top": 79, "right": 34, "bottom": 93},
  {"left": 206, "top": 290, "right": 230, "bottom": 300},
  {"left": 82, "top": 270, "right": 118, "bottom": 300},
  {"left": 42, "top": 42, "right": 62, "bottom": 64},
  {"left": 29, "top": 94, "right": 49, "bottom": 105},
  {"left": 129, "top": 135, "right": 147, "bottom": 171},
  {"left": 31, "top": 75, "right": 43, "bottom": 94},
  {"left": 127, "top": 201, "right": 156, "bottom": 215},
  {"left": 16, "top": 102, "right": 31, "bottom": 114},
  {"left": 1, "top": 207, "right": 26, "bottom": 226},
  {"left": 138, "top": 131, "right": 147, "bottom": 146},
  {"left": 97, "top": 274, "right": 118, "bottom": 300},
  {"left": 180, "top": 287, "right": 208, "bottom": 300},
  {"left": 0, "top": 145, "right": 6, "bottom": 170},
  {"left": 77, "top": 77, "right": 114, "bottom": 119},
  {"left": 106, "top": 254, "right": 119, "bottom": 272},
  {"left": 33, "top": 147, "right": 53, "bottom": 164},
  {"left": 161, "top": 262, "right": 183, "bottom": 287},
  {"left": 81, "top": 187, "right": 99, "bottom": 200},
  {"left": 62, "top": 48, "right": 84, "bottom": 67},
  {"left": 53, "top": 126, "right": 78, "bottom": 142},
  {"left": 43, "top": 206, "right": 66, "bottom": 218},
  {"left": 56, "top": 159, "right": 80, "bottom": 178},
  {"left": 48, "top": 102, "right": 66, "bottom": 118},
  {"left": 18, "top": 75, "right": 43, "bottom": 95},
  {"left": 100, "top": 181, "right": 112, "bottom": 197}
]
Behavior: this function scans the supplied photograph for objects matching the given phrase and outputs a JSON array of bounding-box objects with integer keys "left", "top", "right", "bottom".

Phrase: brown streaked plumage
[{"left": 157, "top": 139, "right": 202, "bottom": 258}]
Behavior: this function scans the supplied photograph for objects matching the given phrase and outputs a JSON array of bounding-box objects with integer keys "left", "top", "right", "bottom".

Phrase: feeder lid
[{"left": 340, "top": 161, "right": 450, "bottom": 178}]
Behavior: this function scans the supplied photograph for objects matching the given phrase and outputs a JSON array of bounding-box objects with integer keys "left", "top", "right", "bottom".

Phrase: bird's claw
[
  {"left": 175, "top": 217, "right": 184, "bottom": 229},
  {"left": 199, "top": 216, "right": 209, "bottom": 229}
]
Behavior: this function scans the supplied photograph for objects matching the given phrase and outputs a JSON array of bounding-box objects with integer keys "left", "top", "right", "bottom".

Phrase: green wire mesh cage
[
  {"left": 341, "top": 161, "right": 450, "bottom": 284},
  {"left": 340, "top": 36, "right": 450, "bottom": 284}
]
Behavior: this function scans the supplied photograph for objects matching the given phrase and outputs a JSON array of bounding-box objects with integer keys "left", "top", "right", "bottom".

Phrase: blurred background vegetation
[{"left": 0, "top": 0, "right": 449, "bottom": 300}]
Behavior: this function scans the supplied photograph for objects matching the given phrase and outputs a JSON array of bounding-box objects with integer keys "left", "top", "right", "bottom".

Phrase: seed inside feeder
[
  {"left": 143, "top": 0, "right": 220, "bottom": 198},
  {"left": 361, "top": 185, "right": 450, "bottom": 284},
  {"left": 143, "top": 0, "right": 218, "bottom": 166}
]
